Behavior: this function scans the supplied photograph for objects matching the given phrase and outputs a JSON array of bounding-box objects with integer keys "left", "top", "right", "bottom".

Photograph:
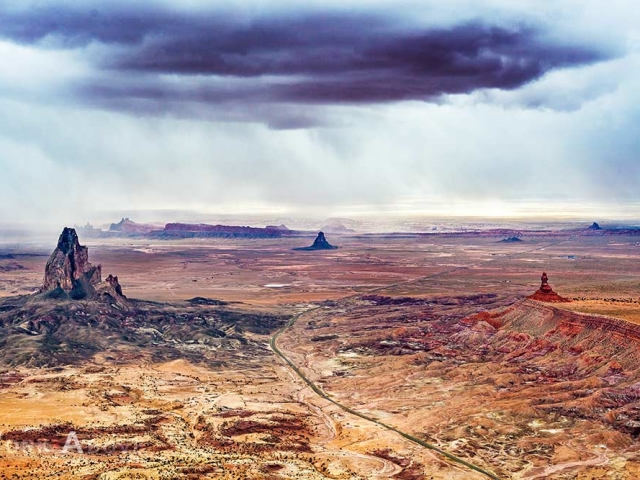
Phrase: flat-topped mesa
[
  {"left": 294, "top": 231, "right": 338, "bottom": 251},
  {"left": 41, "top": 227, "right": 101, "bottom": 296},
  {"left": 527, "top": 272, "right": 570, "bottom": 303}
]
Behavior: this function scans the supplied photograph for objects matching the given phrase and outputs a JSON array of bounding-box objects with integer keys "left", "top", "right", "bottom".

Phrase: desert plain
[{"left": 1, "top": 226, "right": 640, "bottom": 479}]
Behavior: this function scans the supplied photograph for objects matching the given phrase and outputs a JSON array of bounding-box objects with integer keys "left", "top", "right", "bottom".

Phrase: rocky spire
[
  {"left": 294, "top": 231, "right": 338, "bottom": 251},
  {"left": 527, "top": 272, "right": 570, "bottom": 303},
  {"left": 539, "top": 272, "right": 553, "bottom": 293},
  {"left": 312, "top": 232, "right": 334, "bottom": 249},
  {"left": 105, "top": 274, "right": 124, "bottom": 297},
  {"left": 41, "top": 227, "right": 102, "bottom": 298}
]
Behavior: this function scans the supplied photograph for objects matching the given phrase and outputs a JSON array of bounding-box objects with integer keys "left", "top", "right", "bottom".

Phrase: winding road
[
  {"left": 270, "top": 309, "right": 502, "bottom": 479},
  {"left": 269, "top": 237, "right": 574, "bottom": 479}
]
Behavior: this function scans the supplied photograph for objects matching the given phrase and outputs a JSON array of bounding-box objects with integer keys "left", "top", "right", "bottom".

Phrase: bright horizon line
[
  {"left": 96, "top": 198, "right": 640, "bottom": 222},
  {"left": 3, "top": 199, "right": 640, "bottom": 232}
]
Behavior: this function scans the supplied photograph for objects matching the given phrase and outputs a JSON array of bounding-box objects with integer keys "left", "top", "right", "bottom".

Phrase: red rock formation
[
  {"left": 41, "top": 227, "right": 101, "bottom": 296},
  {"left": 527, "top": 272, "right": 570, "bottom": 303},
  {"left": 40, "top": 227, "right": 126, "bottom": 300},
  {"left": 607, "top": 361, "right": 624, "bottom": 375}
]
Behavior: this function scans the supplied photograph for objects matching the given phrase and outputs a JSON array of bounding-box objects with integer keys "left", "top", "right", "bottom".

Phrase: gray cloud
[
  {"left": 0, "top": 1, "right": 638, "bottom": 225},
  {"left": 0, "top": 5, "right": 617, "bottom": 120}
]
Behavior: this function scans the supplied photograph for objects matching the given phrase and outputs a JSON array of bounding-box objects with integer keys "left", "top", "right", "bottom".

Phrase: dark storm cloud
[
  {"left": 0, "top": 2, "right": 638, "bottom": 224},
  {"left": 0, "top": 6, "right": 166, "bottom": 46},
  {"left": 0, "top": 5, "right": 615, "bottom": 110}
]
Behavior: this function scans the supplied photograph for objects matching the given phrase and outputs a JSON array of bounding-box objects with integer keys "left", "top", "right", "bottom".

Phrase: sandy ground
[
  {"left": 0, "top": 353, "right": 479, "bottom": 479},
  {"left": 1, "top": 231, "right": 640, "bottom": 478}
]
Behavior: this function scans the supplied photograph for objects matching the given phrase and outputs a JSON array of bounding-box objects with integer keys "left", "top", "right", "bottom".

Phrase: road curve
[
  {"left": 270, "top": 309, "right": 502, "bottom": 480},
  {"left": 269, "top": 238, "right": 573, "bottom": 480}
]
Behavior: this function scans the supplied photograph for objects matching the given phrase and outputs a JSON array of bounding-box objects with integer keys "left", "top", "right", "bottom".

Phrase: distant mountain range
[
  {"left": 78, "top": 218, "right": 303, "bottom": 239},
  {"left": 73, "top": 218, "right": 640, "bottom": 242},
  {"left": 77, "top": 218, "right": 350, "bottom": 240}
]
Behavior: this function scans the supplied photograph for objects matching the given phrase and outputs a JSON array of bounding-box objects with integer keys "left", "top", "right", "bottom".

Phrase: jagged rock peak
[
  {"left": 104, "top": 274, "right": 124, "bottom": 297},
  {"left": 56, "top": 227, "right": 81, "bottom": 255},
  {"left": 41, "top": 227, "right": 102, "bottom": 296}
]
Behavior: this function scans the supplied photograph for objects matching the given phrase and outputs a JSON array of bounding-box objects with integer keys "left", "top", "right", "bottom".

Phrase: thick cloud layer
[
  {"left": 0, "top": 5, "right": 614, "bottom": 111},
  {"left": 0, "top": 1, "right": 638, "bottom": 225}
]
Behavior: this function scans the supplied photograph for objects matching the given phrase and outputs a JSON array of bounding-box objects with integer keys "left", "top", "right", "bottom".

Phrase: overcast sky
[{"left": 0, "top": 0, "right": 639, "bottom": 225}]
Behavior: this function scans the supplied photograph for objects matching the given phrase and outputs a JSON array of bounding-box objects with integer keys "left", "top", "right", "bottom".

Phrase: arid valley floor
[{"left": 2, "top": 227, "right": 640, "bottom": 479}]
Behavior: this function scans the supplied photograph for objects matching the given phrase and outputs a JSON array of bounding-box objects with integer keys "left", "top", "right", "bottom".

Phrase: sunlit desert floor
[
  {"left": 1, "top": 357, "right": 467, "bottom": 479},
  {"left": 1, "top": 231, "right": 640, "bottom": 478}
]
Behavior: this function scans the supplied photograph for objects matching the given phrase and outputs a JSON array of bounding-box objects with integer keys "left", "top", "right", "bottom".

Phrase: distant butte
[
  {"left": 109, "top": 217, "right": 157, "bottom": 234},
  {"left": 294, "top": 232, "right": 338, "bottom": 251},
  {"left": 527, "top": 272, "right": 570, "bottom": 303},
  {"left": 589, "top": 222, "right": 602, "bottom": 230},
  {"left": 266, "top": 224, "right": 290, "bottom": 231}
]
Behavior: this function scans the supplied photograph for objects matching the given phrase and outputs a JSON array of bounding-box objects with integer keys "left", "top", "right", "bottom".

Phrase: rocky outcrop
[
  {"left": 104, "top": 274, "right": 124, "bottom": 297},
  {"left": 40, "top": 227, "right": 125, "bottom": 300},
  {"left": 527, "top": 272, "right": 570, "bottom": 303},
  {"left": 294, "top": 232, "right": 338, "bottom": 251},
  {"left": 589, "top": 222, "right": 602, "bottom": 230},
  {"left": 312, "top": 232, "right": 335, "bottom": 249},
  {"left": 41, "top": 228, "right": 102, "bottom": 298}
]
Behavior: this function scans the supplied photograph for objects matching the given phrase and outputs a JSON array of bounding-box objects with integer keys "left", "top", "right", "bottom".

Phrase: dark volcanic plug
[
  {"left": 40, "top": 227, "right": 102, "bottom": 299},
  {"left": 40, "top": 227, "right": 126, "bottom": 300},
  {"left": 294, "top": 231, "right": 338, "bottom": 251}
]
